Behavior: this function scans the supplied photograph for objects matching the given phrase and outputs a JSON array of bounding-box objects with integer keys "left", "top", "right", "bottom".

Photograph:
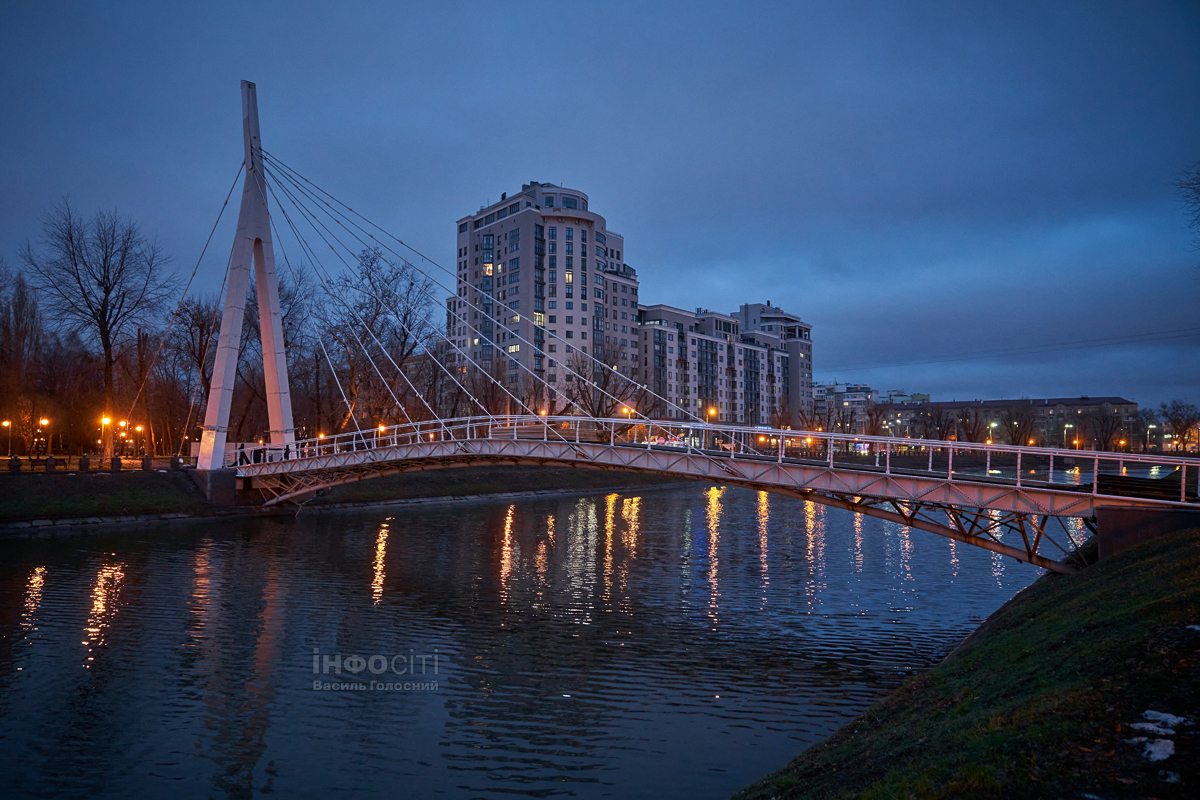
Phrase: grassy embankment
[
  {"left": 733, "top": 528, "right": 1200, "bottom": 799},
  {"left": 0, "top": 465, "right": 681, "bottom": 523}
]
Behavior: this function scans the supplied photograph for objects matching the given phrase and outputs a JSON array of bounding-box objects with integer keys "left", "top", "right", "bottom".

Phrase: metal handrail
[{"left": 224, "top": 415, "right": 1198, "bottom": 505}]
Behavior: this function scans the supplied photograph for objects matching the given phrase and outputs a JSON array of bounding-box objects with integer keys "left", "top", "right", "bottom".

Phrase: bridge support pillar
[
  {"left": 190, "top": 468, "right": 238, "bottom": 506},
  {"left": 197, "top": 80, "right": 295, "bottom": 471}
]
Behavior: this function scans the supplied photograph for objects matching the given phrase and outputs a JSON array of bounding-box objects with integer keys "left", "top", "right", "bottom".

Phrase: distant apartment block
[
  {"left": 640, "top": 303, "right": 812, "bottom": 426},
  {"left": 876, "top": 396, "right": 1139, "bottom": 447},
  {"left": 815, "top": 383, "right": 877, "bottom": 416}
]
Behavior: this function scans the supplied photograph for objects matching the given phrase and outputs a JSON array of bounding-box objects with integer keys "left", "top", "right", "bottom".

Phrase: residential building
[
  {"left": 875, "top": 396, "right": 1140, "bottom": 447},
  {"left": 450, "top": 183, "right": 641, "bottom": 406},
  {"left": 813, "top": 383, "right": 878, "bottom": 434},
  {"left": 731, "top": 302, "right": 815, "bottom": 420},
  {"left": 638, "top": 303, "right": 808, "bottom": 426},
  {"left": 882, "top": 389, "right": 929, "bottom": 405}
]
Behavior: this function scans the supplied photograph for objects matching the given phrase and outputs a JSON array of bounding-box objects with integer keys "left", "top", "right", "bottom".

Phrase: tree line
[
  {"left": 807, "top": 401, "right": 1197, "bottom": 453},
  {"left": 0, "top": 202, "right": 485, "bottom": 457}
]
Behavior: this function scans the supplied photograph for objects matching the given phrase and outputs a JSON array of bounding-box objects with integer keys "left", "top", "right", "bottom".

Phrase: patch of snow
[
  {"left": 1186, "top": 624, "right": 1200, "bottom": 631},
  {"left": 1159, "top": 770, "right": 1181, "bottom": 784},
  {"left": 1143, "top": 739, "right": 1174, "bottom": 762},
  {"left": 1129, "top": 722, "right": 1175, "bottom": 735},
  {"left": 1143, "top": 710, "right": 1189, "bottom": 727}
]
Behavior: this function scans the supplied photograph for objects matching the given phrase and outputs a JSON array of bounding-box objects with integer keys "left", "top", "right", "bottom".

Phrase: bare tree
[
  {"left": 0, "top": 266, "right": 45, "bottom": 452},
  {"left": 1135, "top": 408, "right": 1160, "bottom": 453},
  {"left": 168, "top": 294, "right": 222, "bottom": 404},
  {"left": 865, "top": 404, "right": 887, "bottom": 437},
  {"left": 1083, "top": 409, "right": 1123, "bottom": 452},
  {"left": 1000, "top": 405, "right": 1036, "bottom": 447},
  {"left": 21, "top": 199, "right": 175, "bottom": 457},
  {"left": 771, "top": 396, "right": 793, "bottom": 430},
  {"left": 958, "top": 408, "right": 987, "bottom": 443},
  {"left": 1159, "top": 400, "right": 1200, "bottom": 452},
  {"left": 918, "top": 407, "right": 956, "bottom": 441},
  {"left": 314, "top": 249, "right": 434, "bottom": 433},
  {"left": 565, "top": 342, "right": 647, "bottom": 420}
]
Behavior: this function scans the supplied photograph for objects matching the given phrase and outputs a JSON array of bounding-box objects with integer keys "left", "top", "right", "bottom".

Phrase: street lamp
[
  {"left": 1064, "top": 423, "right": 1074, "bottom": 449},
  {"left": 38, "top": 418, "right": 49, "bottom": 457},
  {"left": 2, "top": 420, "right": 9, "bottom": 457}
]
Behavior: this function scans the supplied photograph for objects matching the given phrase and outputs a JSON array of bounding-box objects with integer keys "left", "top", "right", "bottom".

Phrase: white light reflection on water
[
  {"left": 499, "top": 505, "right": 515, "bottom": 603},
  {"left": 852, "top": 512, "right": 864, "bottom": 573},
  {"left": 372, "top": 519, "right": 390, "bottom": 604},
  {"left": 756, "top": 491, "right": 770, "bottom": 603},
  {"left": 705, "top": 486, "right": 724, "bottom": 628},
  {"left": 566, "top": 498, "right": 598, "bottom": 624},
  {"left": 604, "top": 493, "right": 617, "bottom": 604},
  {"left": 21, "top": 566, "right": 46, "bottom": 632},
  {"left": 803, "top": 500, "right": 826, "bottom": 602},
  {"left": 82, "top": 562, "right": 124, "bottom": 668}
]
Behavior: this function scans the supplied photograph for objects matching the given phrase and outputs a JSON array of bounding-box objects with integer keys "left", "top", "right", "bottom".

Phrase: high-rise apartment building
[
  {"left": 639, "top": 302, "right": 812, "bottom": 426},
  {"left": 448, "top": 183, "right": 815, "bottom": 427},
  {"left": 732, "top": 302, "right": 814, "bottom": 420},
  {"left": 449, "top": 183, "right": 640, "bottom": 403}
]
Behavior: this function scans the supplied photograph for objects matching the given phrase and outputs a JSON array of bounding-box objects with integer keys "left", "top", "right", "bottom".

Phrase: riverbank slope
[{"left": 733, "top": 528, "right": 1200, "bottom": 799}]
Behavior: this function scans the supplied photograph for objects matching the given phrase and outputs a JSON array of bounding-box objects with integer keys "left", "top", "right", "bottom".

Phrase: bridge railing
[{"left": 227, "top": 415, "right": 1198, "bottom": 506}]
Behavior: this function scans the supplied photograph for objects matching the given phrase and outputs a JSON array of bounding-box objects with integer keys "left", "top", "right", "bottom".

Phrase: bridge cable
[
  {"left": 260, "top": 154, "right": 702, "bottom": 448},
  {"left": 262, "top": 177, "right": 423, "bottom": 432},
  {"left": 261, "top": 162, "right": 506, "bottom": 429},
  {"left": 260, "top": 150, "right": 703, "bottom": 428},
  {"left": 261, "top": 149, "right": 696, "bottom": 425},
  {"left": 120, "top": 163, "right": 244, "bottom": 444},
  {"left": 262, "top": 161, "right": 640, "bottom": 449},
  {"left": 175, "top": 234, "right": 237, "bottom": 456},
  {"left": 260, "top": 170, "right": 462, "bottom": 438},
  {"left": 262, "top": 164, "right": 581, "bottom": 444}
]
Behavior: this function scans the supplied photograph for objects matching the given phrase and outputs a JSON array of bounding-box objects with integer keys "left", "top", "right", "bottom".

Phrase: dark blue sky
[{"left": 2, "top": 1, "right": 1197, "bottom": 407}]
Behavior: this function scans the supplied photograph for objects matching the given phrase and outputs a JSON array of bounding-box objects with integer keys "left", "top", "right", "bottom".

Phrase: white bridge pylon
[{"left": 198, "top": 81, "right": 294, "bottom": 471}]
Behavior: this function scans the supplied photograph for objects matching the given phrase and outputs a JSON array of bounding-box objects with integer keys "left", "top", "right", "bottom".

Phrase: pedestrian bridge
[{"left": 229, "top": 415, "right": 1198, "bottom": 575}]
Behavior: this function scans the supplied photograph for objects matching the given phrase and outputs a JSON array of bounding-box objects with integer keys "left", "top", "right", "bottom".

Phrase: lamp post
[
  {"left": 38, "top": 418, "right": 49, "bottom": 457},
  {"left": 1064, "top": 423, "right": 1074, "bottom": 449},
  {"left": 2, "top": 420, "right": 9, "bottom": 457}
]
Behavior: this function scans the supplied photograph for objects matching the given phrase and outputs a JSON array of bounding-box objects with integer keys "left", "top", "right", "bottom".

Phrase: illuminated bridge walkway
[{"left": 229, "top": 416, "right": 1198, "bottom": 575}]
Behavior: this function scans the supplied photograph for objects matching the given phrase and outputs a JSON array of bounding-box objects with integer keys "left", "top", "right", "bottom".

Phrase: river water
[{"left": 0, "top": 483, "right": 1045, "bottom": 799}]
